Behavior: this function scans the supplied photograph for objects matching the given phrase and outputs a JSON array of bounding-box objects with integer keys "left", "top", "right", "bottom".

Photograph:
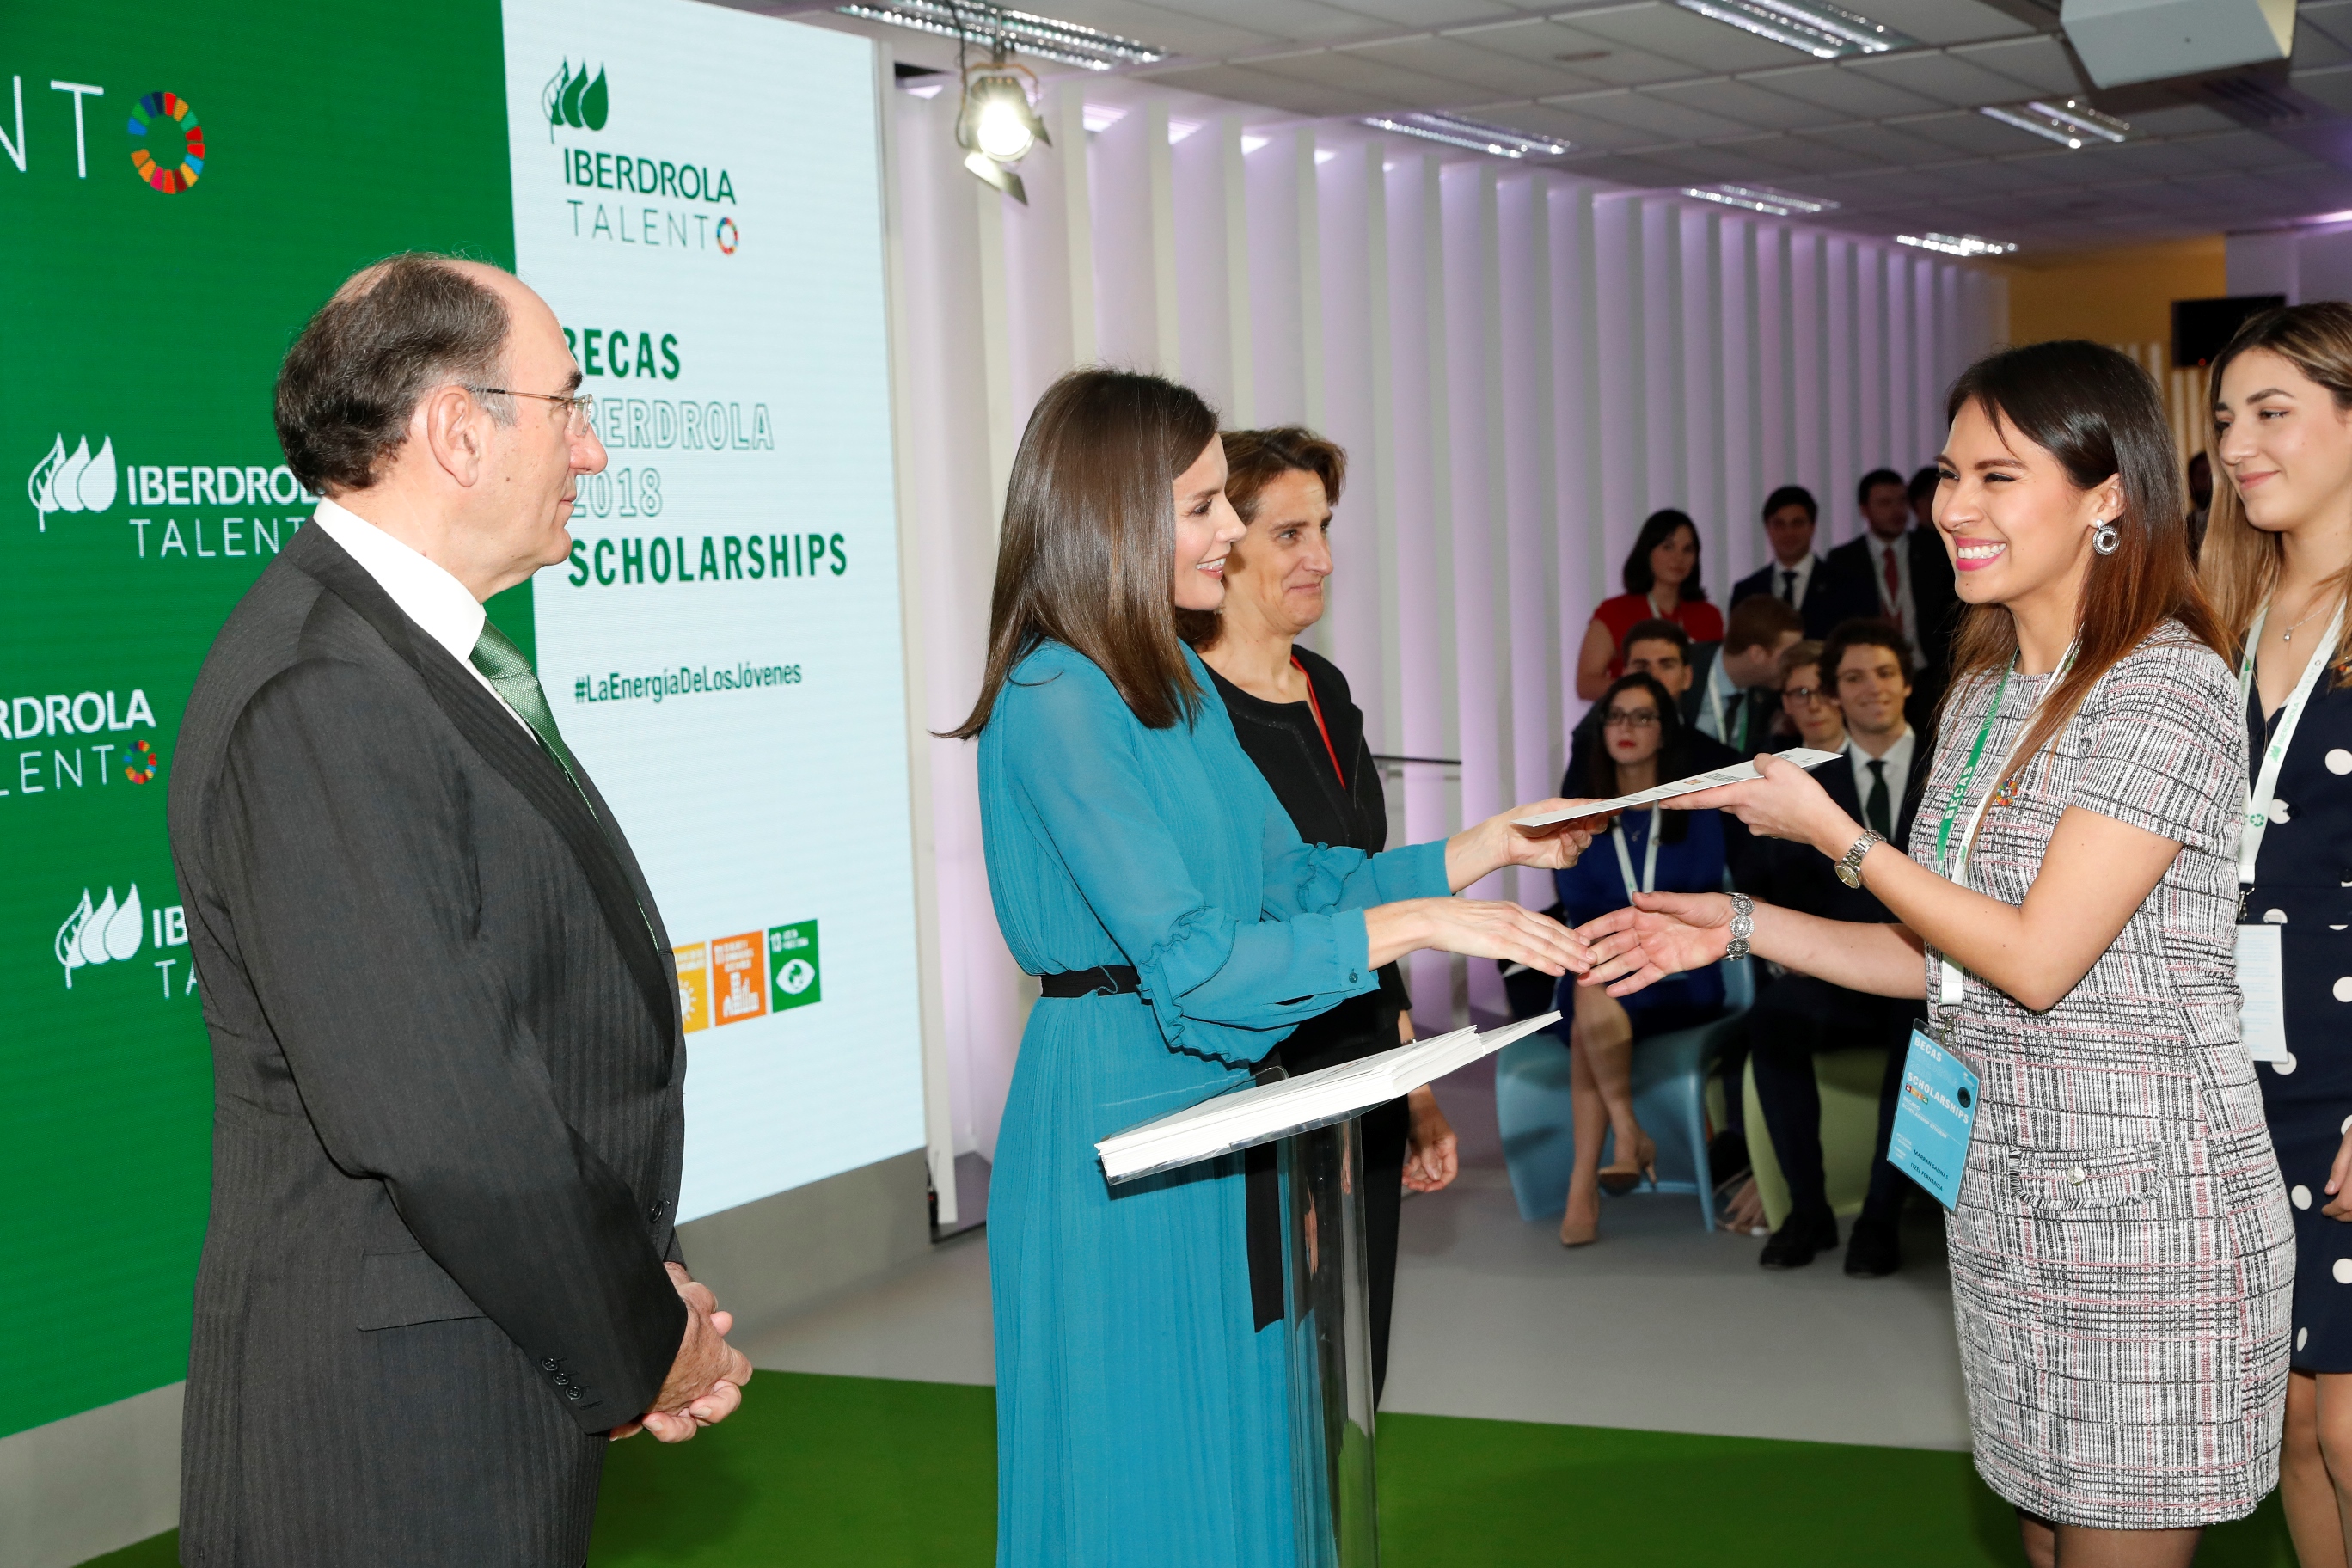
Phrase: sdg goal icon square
[
  {"left": 769, "top": 921, "right": 821, "bottom": 1012},
  {"left": 712, "top": 931, "right": 769, "bottom": 1026}
]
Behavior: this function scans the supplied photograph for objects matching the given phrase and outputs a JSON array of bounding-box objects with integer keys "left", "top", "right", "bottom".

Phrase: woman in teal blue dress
[{"left": 950, "top": 368, "right": 1599, "bottom": 1566}]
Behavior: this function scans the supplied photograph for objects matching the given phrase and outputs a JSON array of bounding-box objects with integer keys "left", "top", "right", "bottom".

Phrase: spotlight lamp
[{"left": 958, "top": 54, "right": 1049, "bottom": 203}]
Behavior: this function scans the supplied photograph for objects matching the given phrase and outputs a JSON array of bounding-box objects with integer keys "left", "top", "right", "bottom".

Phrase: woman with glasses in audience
[
  {"left": 2201, "top": 302, "right": 2352, "bottom": 1568},
  {"left": 1577, "top": 340, "right": 2290, "bottom": 1567},
  {"left": 1179, "top": 424, "right": 1461, "bottom": 1403},
  {"left": 1776, "top": 639, "right": 1847, "bottom": 754},
  {"left": 1577, "top": 508, "right": 1724, "bottom": 700},
  {"left": 952, "top": 368, "right": 1598, "bottom": 1566},
  {"left": 1550, "top": 671, "right": 1729, "bottom": 1246}
]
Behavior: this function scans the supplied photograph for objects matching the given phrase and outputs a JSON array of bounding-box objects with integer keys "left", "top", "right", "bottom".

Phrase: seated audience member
[
  {"left": 1694, "top": 595, "right": 1803, "bottom": 756},
  {"left": 1576, "top": 508, "right": 1723, "bottom": 700},
  {"left": 1743, "top": 618, "right": 1932, "bottom": 1275},
  {"left": 1775, "top": 640, "right": 1847, "bottom": 754},
  {"left": 1553, "top": 673, "right": 1729, "bottom": 1247},
  {"left": 1730, "top": 486, "right": 1841, "bottom": 638},
  {"left": 1565, "top": 621, "right": 1749, "bottom": 824}
]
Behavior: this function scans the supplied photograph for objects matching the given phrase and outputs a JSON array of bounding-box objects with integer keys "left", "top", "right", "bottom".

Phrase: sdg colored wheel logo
[{"left": 127, "top": 91, "right": 204, "bottom": 193}]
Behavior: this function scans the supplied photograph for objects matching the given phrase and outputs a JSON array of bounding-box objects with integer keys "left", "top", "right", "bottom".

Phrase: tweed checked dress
[{"left": 1918, "top": 623, "right": 2292, "bottom": 1528}]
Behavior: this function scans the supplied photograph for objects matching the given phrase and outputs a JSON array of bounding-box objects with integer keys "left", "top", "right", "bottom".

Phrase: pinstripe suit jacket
[{"left": 167, "top": 523, "right": 689, "bottom": 1566}]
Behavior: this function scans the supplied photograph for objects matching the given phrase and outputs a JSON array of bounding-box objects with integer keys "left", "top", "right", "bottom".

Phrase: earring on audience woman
[
  {"left": 1578, "top": 340, "right": 2291, "bottom": 1568},
  {"left": 2201, "top": 302, "right": 2352, "bottom": 1568}
]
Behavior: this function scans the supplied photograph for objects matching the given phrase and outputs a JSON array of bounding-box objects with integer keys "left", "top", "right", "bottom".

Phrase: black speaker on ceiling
[{"left": 2173, "top": 294, "right": 2288, "bottom": 367}]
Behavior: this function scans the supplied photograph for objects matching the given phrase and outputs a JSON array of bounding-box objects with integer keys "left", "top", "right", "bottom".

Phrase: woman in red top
[{"left": 1577, "top": 508, "right": 1724, "bottom": 699}]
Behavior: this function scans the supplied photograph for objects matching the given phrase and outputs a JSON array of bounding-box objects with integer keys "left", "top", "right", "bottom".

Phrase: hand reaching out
[
  {"left": 1402, "top": 1085, "right": 1459, "bottom": 1193},
  {"left": 1574, "top": 891, "right": 1735, "bottom": 998},
  {"left": 2325, "top": 1122, "right": 2352, "bottom": 1222},
  {"left": 1447, "top": 799, "right": 1614, "bottom": 887},
  {"left": 609, "top": 1263, "right": 753, "bottom": 1442}
]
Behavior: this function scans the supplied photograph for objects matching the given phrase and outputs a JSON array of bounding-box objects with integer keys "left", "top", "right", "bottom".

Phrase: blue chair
[{"left": 1495, "top": 957, "right": 1754, "bottom": 1232}]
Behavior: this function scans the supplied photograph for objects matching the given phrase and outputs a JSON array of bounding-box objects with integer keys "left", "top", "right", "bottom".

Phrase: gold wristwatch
[{"left": 1834, "top": 830, "right": 1886, "bottom": 890}]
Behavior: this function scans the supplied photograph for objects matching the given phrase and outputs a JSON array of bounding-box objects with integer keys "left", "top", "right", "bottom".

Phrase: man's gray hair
[{"left": 274, "top": 253, "right": 514, "bottom": 494}]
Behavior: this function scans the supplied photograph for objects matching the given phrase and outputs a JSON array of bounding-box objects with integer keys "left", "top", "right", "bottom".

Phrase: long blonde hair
[{"left": 2201, "top": 302, "right": 2352, "bottom": 674}]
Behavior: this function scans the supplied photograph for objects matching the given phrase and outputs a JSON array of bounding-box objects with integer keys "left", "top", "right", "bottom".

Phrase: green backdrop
[{"left": 0, "top": 0, "right": 534, "bottom": 1438}]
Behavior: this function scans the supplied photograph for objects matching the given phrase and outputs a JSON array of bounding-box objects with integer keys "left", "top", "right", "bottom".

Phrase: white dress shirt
[
  {"left": 1769, "top": 552, "right": 1819, "bottom": 610},
  {"left": 1847, "top": 723, "right": 1916, "bottom": 837},
  {"left": 307, "top": 497, "right": 531, "bottom": 732}
]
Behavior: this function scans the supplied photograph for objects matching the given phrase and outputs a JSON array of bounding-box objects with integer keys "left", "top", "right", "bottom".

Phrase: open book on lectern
[{"left": 1096, "top": 1012, "right": 1564, "bottom": 1185}]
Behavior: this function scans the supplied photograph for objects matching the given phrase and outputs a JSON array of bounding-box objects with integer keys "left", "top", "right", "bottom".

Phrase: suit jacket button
[
  {"left": 542, "top": 1358, "right": 560, "bottom": 1372},
  {"left": 553, "top": 1374, "right": 570, "bottom": 1387},
  {"left": 565, "top": 1387, "right": 583, "bottom": 1400},
  {"left": 649, "top": 1204, "right": 664, "bottom": 1221}
]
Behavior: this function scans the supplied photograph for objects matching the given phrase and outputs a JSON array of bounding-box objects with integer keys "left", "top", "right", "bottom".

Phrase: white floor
[{"left": 738, "top": 1058, "right": 1971, "bottom": 1451}]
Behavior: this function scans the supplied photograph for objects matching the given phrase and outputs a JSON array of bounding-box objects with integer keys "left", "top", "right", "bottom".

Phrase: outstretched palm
[{"left": 1574, "top": 891, "right": 1734, "bottom": 998}]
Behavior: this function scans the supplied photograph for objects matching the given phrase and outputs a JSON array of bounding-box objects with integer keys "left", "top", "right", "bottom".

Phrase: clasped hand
[{"left": 609, "top": 1262, "right": 754, "bottom": 1442}]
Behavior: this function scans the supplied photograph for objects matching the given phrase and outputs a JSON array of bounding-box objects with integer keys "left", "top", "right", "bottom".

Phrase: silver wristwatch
[
  {"left": 1724, "top": 892, "right": 1755, "bottom": 962},
  {"left": 1834, "top": 830, "right": 1886, "bottom": 890}
]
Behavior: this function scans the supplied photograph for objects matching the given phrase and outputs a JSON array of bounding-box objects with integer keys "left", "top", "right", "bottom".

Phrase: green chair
[{"left": 1741, "top": 1045, "right": 1891, "bottom": 1232}]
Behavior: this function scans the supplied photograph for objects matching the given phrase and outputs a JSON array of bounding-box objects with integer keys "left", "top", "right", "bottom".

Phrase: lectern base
[{"left": 1279, "top": 1117, "right": 1378, "bottom": 1568}]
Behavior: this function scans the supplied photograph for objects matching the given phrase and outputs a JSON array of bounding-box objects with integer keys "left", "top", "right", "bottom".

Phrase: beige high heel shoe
[{"left": 1559, "top": 1191, "right": 1600, "bottom": 1247}]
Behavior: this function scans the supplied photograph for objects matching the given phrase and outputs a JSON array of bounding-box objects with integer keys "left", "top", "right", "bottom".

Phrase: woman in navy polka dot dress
[{"left": 2208, "top": 303, "right": 2352, "bottom": 1565}]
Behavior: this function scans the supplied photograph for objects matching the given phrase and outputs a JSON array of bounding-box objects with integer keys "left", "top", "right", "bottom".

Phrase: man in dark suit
[
  {"left": 1565, "top": 619, "right": 1745, "bottom": 789},
  {"left": 1821, "top": 468, "right": 1959, "bottom": 724},
  {"left": 1743, "top": 619, "right": 1932, "bottom": 1277},
  {"left": 168, "top": 254, "right": 751, "bottom": 1565},
  {"left": 1692, "top": 595, "right": 1803, "bottom": 758},
  {"left": 1730, "top": 484, "right": 1842, "bottom": 639}
]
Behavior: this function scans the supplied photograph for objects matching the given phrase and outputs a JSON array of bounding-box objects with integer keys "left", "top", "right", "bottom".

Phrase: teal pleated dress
[{"left": 978, "top": 641, "right": 1449, "bottom": 1567}]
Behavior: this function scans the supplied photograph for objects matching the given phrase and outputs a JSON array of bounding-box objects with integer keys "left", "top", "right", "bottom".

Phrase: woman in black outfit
[{"left": 1178, "top": 426, "right": 1456, "bottom": 1400}]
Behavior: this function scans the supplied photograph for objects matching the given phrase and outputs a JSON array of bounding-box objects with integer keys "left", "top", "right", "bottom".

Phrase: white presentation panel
[{"left": 503, "top": 0, "right": 922, "bottom": 1221}]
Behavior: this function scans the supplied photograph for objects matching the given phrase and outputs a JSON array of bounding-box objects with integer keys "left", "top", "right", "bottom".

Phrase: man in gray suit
[{"left": 168, "top": 254, "right": 751, "bottom": 1565}]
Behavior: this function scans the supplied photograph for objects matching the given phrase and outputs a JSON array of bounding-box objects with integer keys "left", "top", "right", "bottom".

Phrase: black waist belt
[{"left": 1038, "top": 965, "right": 1144, "bottom": 1000}]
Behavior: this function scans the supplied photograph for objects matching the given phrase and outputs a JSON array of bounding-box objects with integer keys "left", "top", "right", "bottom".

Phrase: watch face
[{"left": 1835, "top": 862, "right": 1861, "bottom": 888}]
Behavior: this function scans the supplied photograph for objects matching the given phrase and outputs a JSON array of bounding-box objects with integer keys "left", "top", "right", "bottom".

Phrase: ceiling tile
[
  {"left": 1319, "top": 0, "right": 1520, "bottom": 26},
  {"left": 1485, "top": 104, "right": 1661, "bottom": 151},
  {"left": 1635, "top": 78, "right": 1847, "bottom": 132},
  {"left": 1347, "top": 35, "right": 1588, "bottom": 99},
  {"left": 2288, "top": 64, "right": 2352, "bottom": 115},
  {"left": 1792, "top": 120, "right": 1971, "bottom": 168},
  {"left": 1563, "top": 3, "right": 1809, "bottom": 75},
  {"left": 1872, "top": 108, "right": 2029, "bottom": 157},
  {"left": 1138, "top": 61, "right": 1365, "bottom": 115},
  {"left": 2297, "top": 3, "right": 2352, "bottom": 55},
  {"left": 1544, "top": 86, "right": 1757, "bottom": 140},
  {"left": 1839, "top": 0, "right": 2037, "bottom": 47},
  {"left": 1849, "top": 50, "right": 2049, "bottom": 110},
  {"left": 2293, "top": 28, "right": 2352, "bottom": 70},
  {"left": 1741, "top": 63, "right": 1944, "bottom": 118},
  {"left": 1476, "top": 20, "right": 1720, "bottom": 89},
  {"left": 1947, "top": 34, "right": 2086, "bottom": 96},
  {"left": 1239, "top": 48, "right": 1489, "bottom": 108},
  {"left": 2119, "top": 103, "right": 2242, "bottom": 137}
]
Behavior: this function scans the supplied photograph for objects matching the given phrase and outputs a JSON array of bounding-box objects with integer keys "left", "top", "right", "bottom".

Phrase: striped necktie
[
  {"left": 470, "top": 621, "right": 659, "bottom": 949},
  {"left": 470, "top": 620, "right": 581, "bottom": 782}
]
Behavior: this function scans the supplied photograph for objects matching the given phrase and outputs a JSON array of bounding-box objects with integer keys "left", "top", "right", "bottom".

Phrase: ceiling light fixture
[
  {"left": 1978, "top": 99, "right": 2131, "bottom": 150},
  {"left": 1360, "top": 112, "right": 1568, "bottom": 159},
  {"left": 1671, "top": 0, "right": 1916, "bottom": 60},
  {"left": 837, "top": 0, "right": 1165, "bottom": 70},
  {"left": 1681, "top": 182, "right": 1839, "bottom": 216},
  {"left": 1896, "top": 231, "right": 2017, "bottom": 258}
]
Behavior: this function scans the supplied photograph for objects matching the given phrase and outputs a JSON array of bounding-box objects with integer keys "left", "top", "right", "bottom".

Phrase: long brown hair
[
  {"left": 2200, "top": 302, "right": 2352, "bottom": 675},
  {"left": 1177, "top": 425, "right": 1348, "bottom": 650},
  {"left": 1939, "top": 340, "right": 2224, "bottom": 791},
  {"left": 946, "top": 367, "right": 1220, "bottom": 738}
]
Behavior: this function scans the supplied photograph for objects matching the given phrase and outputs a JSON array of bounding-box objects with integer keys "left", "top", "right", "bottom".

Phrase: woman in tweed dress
[{"left": 1578, "top": 340, "right": 2292, "bottom": 1567}]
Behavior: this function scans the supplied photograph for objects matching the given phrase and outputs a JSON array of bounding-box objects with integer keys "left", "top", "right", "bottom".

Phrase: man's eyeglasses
[
  {"left": 467, "top": 385, "right": 596, "bottom": 435},
  {"left": 1602, "top": 707, "right": 1662, "bottom": 729},
  {"left": 1780, "top": 684, "right": 1828, "bottom": 707}
]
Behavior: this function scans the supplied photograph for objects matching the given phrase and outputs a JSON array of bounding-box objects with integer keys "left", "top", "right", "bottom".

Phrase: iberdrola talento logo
[{"left": 543, "top": 60, "right": 609, "bottom": 140}]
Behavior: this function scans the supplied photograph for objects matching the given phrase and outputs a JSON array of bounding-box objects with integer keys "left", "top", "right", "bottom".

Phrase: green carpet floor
[{"left": 83, "top": 1371, "right": 2298, "bottom": 1566}]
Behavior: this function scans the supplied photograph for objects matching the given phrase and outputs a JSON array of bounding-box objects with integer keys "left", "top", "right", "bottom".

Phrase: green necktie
[
  {"left": 470, "top": 620, "right": 661, "bottom": 952},
  {"left": 470, "top": 620, "right": 581, "bottom": 782}
]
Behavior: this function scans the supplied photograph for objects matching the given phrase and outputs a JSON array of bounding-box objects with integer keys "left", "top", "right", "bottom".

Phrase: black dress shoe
[
  {"left": 1843, "top": 1221, "right": 1902, "bottom": 1278},
  {"left": 1758, "top": 1210, "right": 1838, "bottom": 1270}
]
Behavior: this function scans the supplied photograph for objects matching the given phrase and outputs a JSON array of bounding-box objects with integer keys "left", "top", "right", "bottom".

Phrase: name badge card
[
  {"left": 2236, "top": 923, "right": 2290, "bottom": 1065},
  {"left": 1888, "top": 1028, "right": 1979, "bottom": 1211}
]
